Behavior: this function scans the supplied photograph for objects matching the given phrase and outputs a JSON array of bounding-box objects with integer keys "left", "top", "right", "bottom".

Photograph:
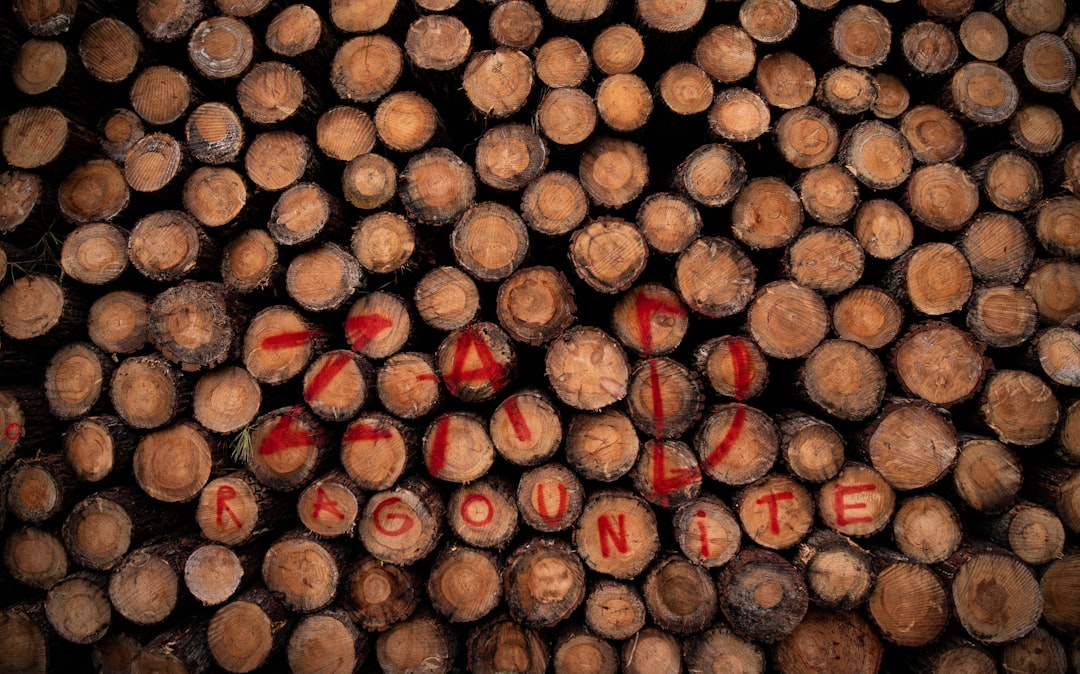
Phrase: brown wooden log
[
  {"left": 3, "top": 454, "right": 76, "bottom": 525},
  {"left": 695, "top": 403, "right": 778, "bottom": 486},
  {"left": 343, "top": 292, "right": 408, "bottom": 359},
  {"left": 719, "top": 546, "right": 809, "bottom": 643},
  {"left": 596, "top": 73, "right": 652, "bottom": 133},
  {"left": 694, "top": 336, "right": 768, "bottom": 402},
  {"left": 1040, "top": 554, "right": 1080, "bottom": 633},
  {"left": 735, "top": 473, "right": 814, "bottom": 551},
  {"left": 360, "top": 476, "right": 444, "bottom": 566},
  {"left": 591, "top": 24, "right": 643, "bottom": 76},
  {"left": 4, "top": 526, "right": 68, "bottom": 590},
  {"left": 625, "top": 357, "right": 702, "bottom": 438},
  {"left": 128, "top": 210, "right": 215, "bottom": 282},
  {"left": 674, "top": 237, "right": 756, "bottom": 319},
  {"left": 186, "top": 102, "right": 245, "bottom": 166},
  {"left": 130, "top": 66, "right": 193, "bottom": 126},
  {"left": 776, "top": 609, "right": 883, "bottom": 674},
  {"left": 89, "top": 289, "right": 151, "bottom": 356},
  {"left": 296, "top": 470, "right": 364, "bottom": 538},
  {"left": 677, "top": 142, "right": 747, "bottom": 208},
  {"left": 488, "top": 390, "right": 561, "bottom": 466},
  {"left": 564, "top": 409, "right": 638, "bottom": 482},
  {"left": 188, "top": 16, "right": 254, "bottom": 80},
  {"left": 892, "top": 493, "right": 962, "bottom": 564},
  {"left": 463, "top": 48, "right": 533, "bottom": 118},
  {"left": 373, "top": 91, "right": 438, "bottom": 154},
  {"left": 959, "top": 10, "right": 1009, "bottom": 60},
  {"left": 965, "top": 284, "right": 1038, "bottom": 349},
  {"left": 287, "top": 609, "right": 368, "bottom": 674},
  {"left": 519, "top": 171, "right": 588, "bottom": 237},
  {"left": 2, "top": 106, "right": 87, "bottom": 172},
  {"left": 340, "top": 412, "right": 411, "bottom": 492},
  {"left": 786, "top": 227, "right": 864, "bottom": 296},
  {"left": 516, "top": 463, "right": 584, "bottom": 533},
  {"left": 109, "top": 536, "right": 200, "bottom": 625},
  {"left": 669, "top": 495, "right": 740, "bottom": 569},
  {"left": 796, "top": 163, "right": 859, "bottom": 226},
  {"left": 1026, "top": 259, "right": 1080, "bottom": 325},
  {"left": 800, "top": 339, "right": 884, "bottom": 421},
  {"left": 1011, "top": 105, "right": 1066, "bottom": 158},
  {"left": 42, "top": 341, "right": 111, "bottom": 420},
  {"left": 793, "top": 529, "right": 874, "bottom": 610},
  {"left": 372, "top": 352, "right": 438, "bottom": 420},
  {"left": 0, "top": 272, "right": 83, "bottom": 343},
  {"left": 892, "top": 321, "right": 986, "bottom": 409},
  {"left": 1027, "top": 464, "right": 1080, "bottom": 534},
  {"left": 150, "top": 281, "right": 239, "bottom": 371},
  {"left": 1033, "top": 197, "right": 1080, "bottom": 259},
  {"left": 632, "top": 439, "right": 701, "bottom": 508},
  {"left": 420, "top": 412, "right": 493, "bottom": 483},
  {"left": 639, "top": 554, "right": 717, "bottom": 635},
  {"left": 1031, "top": 327, "right": 1080, "bottom": 387},
  {"left": 399, "top": 148, "right": 476, "bottom": 225},
  {"left": 207, "top": 586, "right": 293, "bottom": 673},
  {"left": 970, "top": 150, "right": 1042, "bottom": 214},
  {"left": 1060, "top": 400, "right": 1080, "bottom": 465},
  {"left": 818, "top": 463, "right": 895, "bottom": 537},
  {"left": 58, "top": 159, "right": 130, "bottom": 224},
  {"left": 109, "top": 354, "right": 187, "bottom": 430},
  {"left": 943, "top": 544, "right": 1043, "bottom": 644},
  {"left": 316, "top": 106, "right": 375, "bottom": 162},
  {"left": 245, "top": 406, "right": 330, "bottom": 492},
  {"left": 136, "top": 0, "right": 202, "bottom": 41},
  {"left": 633, "top": 192, "right": 699, "bottom": 255},
  {"left": 1003, "top": 627, "right": 1070, "bottom": 674},
  {"left": 195, "top": 471, "right": 287, "bottom": 546},
  {"left": 488, "top": 0, "right": 542, "bottom": 49},
  {"left": 10, "top": 38, "right": 70, "bottom": 97},
  {"left": 902, "top": 20, "right": 959, "bottom": 76},
  {"left": 349, "top": 212, "right": 413, "bottom": 276},
  {"left": 899, "top": 104, "right": 966, "bottom": 165},
  {"left": 62, "top": 415, "right": 134, "bottom": 484},
  {"left": 987, "top": 502, "right": 1065, "bottom": 566},
  {"left": 747, "top": 280, "right": 829, "bottom": 359},
  {"left": 182, "top": 166, "right": 247, "bottom": 231},
  {"left": 657, "top": 62, "right": 712, "bottom": 116},
  {"left": 262, "top": 530, "right": 346, "bottom": 613},
  {"left": 341, "top": 152, "right": 396, "bottom": 210},
  {"left": 376, "top": 612, "right": 456, "bottom": 674},
  {"left": 871, "top": 73, "right": 909, "bottom": 120},
  {"left": 708, "top": 86, "right": 771, "bottom": 145},
  {"left": 446, "top": 477, "right": 518, "bottom": 549},
  {"left": 578, "top": 137, "right": 649, "bottom": 208},
  {"left": 956, "top": 212, "right": 1034, "bottom": 286},
  {"left": 583, "top": 580, "right": 645, "bottom": 640},
  {"left": 0, "top": 170, "right": 42, "bottom": 234},
  {"left": 265, "top": 4, "right": 335, "bottom": 62},
  {"left": 342, "top": 555, "right": 421, "bottom": 631},
  {"left": 816, "top": 66, "right": 877, "bottom": 117},
  {"left": 981, "top": 369, "right": 1060, "bottom": 447},
  {"left": 953, "top": 436, "right": 1022, "bottom": 514},
  {"left": 551, "top": 627, "right": 618, "bottom": 674},
  {"left": 778, "top": 412, "right": 844, "bottom": 484},
  {"left": 426, "top": 544, "right": 502, "bottom": 623},
  {"left": 1011, "top": 32, "right": 1076, "bottom": 94},
  {"left": 865, "top": 400, "right": 958, "bottom": 491},
  {"left": 620, "top": 626, "right": 681, "bottom": 674},
  {"left": 756, "top": 52, "right": 816, "bottom": 110},
  {"left": 331, "top": 34, "right": 402, "bottom": 103},
  {"left": 545, "top": 325, "right": 628, "bottom": 411},
  {"left": 947, "top": 61, "right": 1020, "bottom": 125},
  {"left": 467, "top": 616, "right": 545, "bottom": 674},
  {"left": 267, "top": 183, "right": 340, "bottom": 247},
  {"left": 184, "top": 542, "right": 253, "bottom": 607},
  {"left": 504, "top": 537, "right": 585, "bottom": 628},
  {"left": 134, "top": 421, "right": 214, "bottom": 503},
  {"left": 242, "top": 305, "right": 321, "bottom": 385},
  {"left": 44, "top": 571, "right": 111, "bottom": 645},
  {"left": 534, "top": 36, "right": 588, "bottom": 88},
  {"left": 245, "top": 130, "right": 313, "bottom": 192},
  {"left": 405, "top": 14, "right": 472, "bottom": 72},
  {"left": 286, "top": 243, "right": 362, "bottom": 313},
  {"left": 730, "top": 176, "right": 803, "bottom": 250},
  {"left": 867, "top": 556, "right": 950, "bottom": 647},
  {"left": 12, "top": 0, "right": 76, "bottom": 35},
  {"left": 682, "top": 626, "right": 764, "bottom": 674},
  {"left": 574, "top": 490, "right": 658, "bottom": 579},
  {"left": 830, "top": 4, "right": 890, "bottom": 67},
  {"left": 887, "top": 242, "right": 974, "bottom": 317},
  {"left": 0, "top": 603, "right": 54, "bottom": 673},
  {"left": 192, "top": 366, "right": 261, "bottom": 435}
]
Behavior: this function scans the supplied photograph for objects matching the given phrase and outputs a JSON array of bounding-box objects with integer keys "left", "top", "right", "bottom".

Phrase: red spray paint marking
[
  {"left": 416, "top": 373, "right": 441, "bottom": 383},
  {"left": 695, "top": 510, "right": 710, "bottom": 558},
  {"left": 502, "top": 396, "right": 533, "bottom": 443},
  {"left": 634, "top": 294, "right": 687, "bottom": 358},
  {"left": 343, "top": 423, "right": 393, "bottom": 444},
  {"left": 216, "top": 485, "right": 242, "bottom": 527},
  {"left": 260, "top": 329, "right": 319, "bottom": 350},
  {"left": 535, "top": 482, "right": 568, "bottom": 526},
  {"left": 460, "top": 493, "right": 494, "bottom": 527},
  {"left": 346, "top": 313, "right": 393, "bottom": 352},
  {"left": 703, "top": 339, "right": 754, "bottom": 471},
  {"left": 4, "top": 422, "right": 21, "bottom": 441},
  {"left": 312, "top": 486, "right": 346, "bottom": 520},
  {"left": 755, "top": 491, "right": 795, "bottom": 534},
  {"left": 304, "top": 352, "right": 352, "bottom": 403},
  {"left": 648, "top": 441, "right": 699, "bottom": 507},
  {"left": 442, "top": 328, "right": 506, "bottom": 393},
  {"left": 834, "top": 483, "right": 876, "bottom": 526},
  {"left": 259, "top": 414, "right": 312, "bottom": 455},
  {"left": 598, "top": 513, "right": 629, "bottom": 557},
  {"left": 427, "top": 415, "right": 451, "bottom": 476},
  {"left": 372, "top": 496, "right": 414, "bottom": 536}
]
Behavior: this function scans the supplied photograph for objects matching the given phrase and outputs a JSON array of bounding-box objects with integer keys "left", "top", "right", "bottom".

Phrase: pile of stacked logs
[{"left": 1, "top": 0, "right": 1079, "bottom": 670}]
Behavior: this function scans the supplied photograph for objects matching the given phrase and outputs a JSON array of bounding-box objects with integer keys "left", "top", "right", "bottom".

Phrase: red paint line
[
  {"left": 304, "top": 352, "right": 352, "bottom": 403},
  {"left": 260, "top": 329, "right": 318, "bottom": 350},
  {"left": 502, "top": 396, "right": 533, "bottom": 443},
  {"left": 346, "top": 313, "right": 393, "bottom": 352}
]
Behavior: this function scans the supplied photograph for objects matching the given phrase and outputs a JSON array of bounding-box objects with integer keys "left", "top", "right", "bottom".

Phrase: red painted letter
[
  {"left": 535, "top": 482, "right": 568, "bottom": 526},
  {"left": 460, "top": 493, "right": 494, "bottom": 527},
  {"left": 372, "top": 496, "right": 415, "bottom": 537},
  {"left": 755, "top": 491, "right": 795, "bottom": 534},
  {"left": 598, "top": 513, "right": 629, "bottom": 558},
  {"left": 312, "top": 487, "right": 345, "bottom": 520},
  {"left": 696, "top": 510, "right": 710, "bottom": 558},
  {"left": 834, "top": 483, "right": 876, "bottom": 526},
  {"left": 4, "top": 422, "right": 21, "bottom": 441},
  {"left": 216, "top": 485, "right": 242, "bottom": 527}
]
